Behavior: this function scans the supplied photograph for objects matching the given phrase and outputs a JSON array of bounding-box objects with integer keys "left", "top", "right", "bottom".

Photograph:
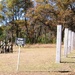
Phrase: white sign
[
  {"left": 16, "top": 38, "right": 25, "bottom": 46},
  {"left": 16, "top": 38, "right": 25, "bottom": 71}
]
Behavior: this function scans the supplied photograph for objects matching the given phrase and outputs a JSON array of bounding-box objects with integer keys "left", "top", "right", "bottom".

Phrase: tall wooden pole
[
  {"left": 56, "top": 25, "right": 62, "bottom": 63},
  {"left": 64, "top": 28, "right": 68, "bottom": 57}
]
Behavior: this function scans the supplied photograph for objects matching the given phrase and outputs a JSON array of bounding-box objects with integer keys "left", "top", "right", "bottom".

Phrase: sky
[{"left": 31, "top": 0, "right": 37, "bottom": 6}]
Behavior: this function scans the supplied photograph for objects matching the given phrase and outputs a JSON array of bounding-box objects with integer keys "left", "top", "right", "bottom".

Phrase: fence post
[
  {"left": 64, "top": 28, "right": 68, "bottom": 57},
  {"left": 71, "top": 31, "right": 74, "bottom": 51},
  {"left": 73, "top": 33, "right": 75, "bottom": 50},
  {"left": 68, "top": 30, "right": 71, "bottom": 54},
  {"left": 56, "top": 25, "right": 62, "bottom": 63}
]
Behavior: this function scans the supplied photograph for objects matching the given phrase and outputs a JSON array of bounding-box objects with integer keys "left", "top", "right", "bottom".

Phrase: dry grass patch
[{"left": 0, "top": 44, "right": 74, "bottom": 75}]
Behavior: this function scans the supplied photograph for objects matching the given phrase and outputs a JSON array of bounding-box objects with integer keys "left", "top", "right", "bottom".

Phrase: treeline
[{"left": 0, "top": 0, "right": 75, "bottom": 44}]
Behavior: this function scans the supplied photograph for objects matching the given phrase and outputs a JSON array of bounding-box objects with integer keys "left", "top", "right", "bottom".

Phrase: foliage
[
  {"left": 0, "top": 27, "right": 3, "bottom": 36},
  {"left": 0, "top": 0, "right": 75, "bottom": 44}
]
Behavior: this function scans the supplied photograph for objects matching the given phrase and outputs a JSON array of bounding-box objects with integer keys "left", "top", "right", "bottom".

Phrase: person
[
  {"left": 1, "top": 40, "right": 6, "bottom": 53},
  {"left": 0, "top": 41, "right": 3, "bottom": 48}
]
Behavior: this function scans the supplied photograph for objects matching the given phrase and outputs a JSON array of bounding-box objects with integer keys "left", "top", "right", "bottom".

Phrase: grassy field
[{"left": 0, "top": 44, "right": 75, "bottom": 75}]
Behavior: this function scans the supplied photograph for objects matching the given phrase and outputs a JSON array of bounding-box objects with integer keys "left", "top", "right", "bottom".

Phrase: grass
[{"left": 0, "top": 44, "right": 75, "bottom": 75}]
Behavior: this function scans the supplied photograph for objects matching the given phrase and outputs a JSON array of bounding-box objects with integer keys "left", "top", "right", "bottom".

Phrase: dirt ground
[{"left": 0, "top": 44, "right": 75, "bottom": 75}]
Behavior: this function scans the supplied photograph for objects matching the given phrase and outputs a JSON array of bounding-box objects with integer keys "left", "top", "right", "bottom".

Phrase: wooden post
[
  {"left": 71, "top": 31, "right": 74, "bottom": 51},
  {"left": 68, "top": 30, "right": 71, "bottom": 54},
  {"left": 64, "top": 28, "right": 68, "bottom": 57},
  {"left": 56, "top": 25, "right": 62, "bottom": 63},
  {"left": 16, "top": 46, "right": 20, "bottom": 72},
  {"left": 73, "top": 33, "right": 75, "bottom": 50}
]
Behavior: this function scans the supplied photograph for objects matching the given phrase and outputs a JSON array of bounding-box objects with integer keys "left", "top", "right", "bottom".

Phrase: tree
[
  {"left": 0, "top": 27, "right": 3, "bottom": 36},
  {"left": 0, "top": 0, "right": 75, "bottom": 44},
  {"left": 0, "top": 0, "right": 33, "bottom": 43},
  {"left": 26, "top": 0, "right": 57, "bottom": 43},
  {"left": 26, "top": 0, "right": 75, "bottom": 43},
  {"left": 7, "top": 0, "right": 33, "bottom": 42}
]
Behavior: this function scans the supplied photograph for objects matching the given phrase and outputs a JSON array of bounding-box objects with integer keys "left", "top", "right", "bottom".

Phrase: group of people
[{"left": 0, "top": 40, "right": 13, "bottom": 53}]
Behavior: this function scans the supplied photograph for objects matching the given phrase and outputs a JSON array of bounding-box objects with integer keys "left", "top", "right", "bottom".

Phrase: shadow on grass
[
  {"left": 67, "top": 57, "right": 75, "bottom": 58},
  {"left": 61, "top": 61, "right": 75, "bottom": 63},
  {"left": 61, "top": 56, "right": 75, "bottom": 63},
  {"left": 58, "top": 71, "right": 71, "bottom": 73}
]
